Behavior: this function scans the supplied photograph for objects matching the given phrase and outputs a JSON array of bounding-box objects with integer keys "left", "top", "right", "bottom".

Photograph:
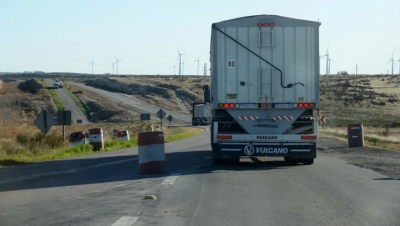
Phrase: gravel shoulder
[{"left": 318, "top": 137, "right": 400, "bottom": 180}]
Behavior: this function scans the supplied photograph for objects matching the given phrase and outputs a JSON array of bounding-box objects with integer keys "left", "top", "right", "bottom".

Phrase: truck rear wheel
[
  {"left": 284, "top": 157, "right": 298, "bottom": 165},
  {"left": 227, "top": 158, "right": 240, "bottom": 165},
  {"left": 302, "top": 158, "right": 314, "bottom": 165},
  {"left": 213, "top": 158, "right": 225, "bottom": 165}
]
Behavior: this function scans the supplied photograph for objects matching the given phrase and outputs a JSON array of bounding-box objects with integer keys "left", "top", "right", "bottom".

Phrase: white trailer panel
[{"left": 211, "top": 15, "right": 320, "bottom": 107}]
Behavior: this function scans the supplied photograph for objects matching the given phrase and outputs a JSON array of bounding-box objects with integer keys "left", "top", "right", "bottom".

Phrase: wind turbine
[
  {"left": 90, "top": 58, "right": 95, "bottom": 75},
  {"left": 355, "top": 64, "right": 358, "bottom": 76},
  {"left": 182, "top": 58, "right": 185, "bottom": 75},
  {"left": 387, "top": 52, "right": 395, "bottom": 76},
  {"left": 177, "top": 46, "right": 186, "bottom": 76},
  {"left": 328, "top": 57, "right": 334, "bottom": 76},
  {"left": 194, "top": 55, "right": 201, "bottom": 76},
  {"left": 115, "top": 56, "right": 122, "bottom": 75},
  {"left": 397, "top": 57, "right": 400, "bottom": 75},
  {"left": 112, "top": 62, "right": 115, "bottom": 75},
  {"left": 320, "top": 44, "right": 330, "bottom": 76}
]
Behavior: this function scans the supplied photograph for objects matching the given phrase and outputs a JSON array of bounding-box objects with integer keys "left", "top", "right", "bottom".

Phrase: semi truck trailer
[
  {"left": 209, "top": 15, "right": 321, "bottom": 165},
  {"left": 192, "top": 102, "right": 211, "bottom": 126}
]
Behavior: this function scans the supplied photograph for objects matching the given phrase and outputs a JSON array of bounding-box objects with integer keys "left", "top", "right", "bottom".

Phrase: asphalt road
[
  {"left": 71, "top": 82, "right": 192, "bottom": 123},
  {"left": 55, "top": 86, "right": 90, "bottom": 124},
  {"left": 45, "top": 79, "right": 90, "bottom": 125},
  {"left": 0, "top": 128, "right": 399, "bottom": 226}
]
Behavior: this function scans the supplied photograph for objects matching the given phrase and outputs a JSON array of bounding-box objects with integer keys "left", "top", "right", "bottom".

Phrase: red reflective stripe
[
  {"left": 217, "top": 135, "right": 232, "bottom": 139},
  {"left": 301, "top": 135, "right": 316, "bottom": 140},
  {"left": 238, "top": 116, "right": 258, "bottom": 120},
  {"left": 274, "top": 116, "right": 293, "bottom": 120}
]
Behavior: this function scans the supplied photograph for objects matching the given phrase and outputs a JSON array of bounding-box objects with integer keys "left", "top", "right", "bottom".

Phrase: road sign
[
  {"left": 167, "top": 115, "right": 174, "bottom": 122},
  {"left": 57, "top": 110, "right": 72, "bottom": 125},
  {"left": 34, "top": 110, "right": 53, "bottom": 134},
  {"left": 156, "top": 109, "right": 166, "bottom": 119},
  {"left": 320, "top": 115, "right": 327, "bottom": 124},
  {"left": 140, "top": 113, "right": 150, "bottom": 121}
]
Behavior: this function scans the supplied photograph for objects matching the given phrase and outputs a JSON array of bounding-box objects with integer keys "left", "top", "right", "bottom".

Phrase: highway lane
[
  {"left": 0, "top": 128, "right": 399, "bottom": 225},
  {"left": 55, "top": 86, "right": 90, "bottom": 124},
  {"left": 71, "top": 82, "right": 192, "bottom": 123},
  {"left": 45, "top": 79, "right": 90, "bottom": 124}
]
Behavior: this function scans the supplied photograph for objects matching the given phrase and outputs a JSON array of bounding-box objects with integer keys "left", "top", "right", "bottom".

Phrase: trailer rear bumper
[{"left": 213, "top": 142, "right": 316, "bottom": 159}]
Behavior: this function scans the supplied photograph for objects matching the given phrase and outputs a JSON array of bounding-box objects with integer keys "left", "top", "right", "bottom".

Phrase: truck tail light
[
  {"left": 217, "top": 135, "right": 232, "bottom": 140},
  {"left": 219, "top": 103, "right": 236, "bottom": 109},
  {"left": 301, "top": 135, "right": 316, "bottom": 140}
]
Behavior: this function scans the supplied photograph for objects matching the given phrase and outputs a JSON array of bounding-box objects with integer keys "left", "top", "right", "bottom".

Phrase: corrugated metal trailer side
[{"left": 209, "top": 15, "right": 321, "bottom": 165}]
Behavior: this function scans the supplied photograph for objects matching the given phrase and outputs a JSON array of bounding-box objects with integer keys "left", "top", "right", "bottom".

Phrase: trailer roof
[{"left": 213, "top": 15, "right": 321, "bottom": 28}]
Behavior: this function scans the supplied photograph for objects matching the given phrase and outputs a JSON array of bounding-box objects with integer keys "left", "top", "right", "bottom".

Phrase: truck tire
[
  {"left": 284, "top": 157, "right": 298, "bottom": 165},
  {"left": 302, "top": 158, "right": 314, "bottom": 165},
  {"left": 213, "top": 158, "right": 225, "bottom": 165},
  {"left": 227, "top": 158, "right": 240, "bottom": 165}
]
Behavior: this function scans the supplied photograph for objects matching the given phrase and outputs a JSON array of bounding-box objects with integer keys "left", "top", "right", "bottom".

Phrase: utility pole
[
  {"left": 202, "top": 63, "right": 208, "bottom": 84},
  {"left": 329, "top": 91, "right": 335, "bottom": 126}
]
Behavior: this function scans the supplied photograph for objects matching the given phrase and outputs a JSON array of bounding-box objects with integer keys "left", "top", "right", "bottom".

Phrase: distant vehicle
[
  {"left": 209, "top": 15, "right": 320, "bottom": 165},
  {"left": 53, "top": 82, "right": 59, "bottom": 89},
  {"left": 192, "top": 102, "right": 211, "bottom": 126},
  {"left": 53, "top": 81, "right": 63, "bottom": 88}
]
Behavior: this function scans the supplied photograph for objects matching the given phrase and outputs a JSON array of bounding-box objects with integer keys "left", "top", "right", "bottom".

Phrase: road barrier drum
[
  {"left": 69, "top": 131, "right": 87, "bottom": 147},
  {"left": 347, "top": 123, "right": 364, "bottom": 147},
  {"left": 88, "top": 128, "right": 104, "bottom": 151},
  {"left": 138, "top": 131, "right": 166, "bottom": 174},
  {"left": 116, "top": 130, "right": 130, "bottom": 141}
]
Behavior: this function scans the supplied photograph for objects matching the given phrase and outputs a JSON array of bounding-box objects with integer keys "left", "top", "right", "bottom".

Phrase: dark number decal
[{"left": 227, "top": 60, "right": 236, "bottom": 68}]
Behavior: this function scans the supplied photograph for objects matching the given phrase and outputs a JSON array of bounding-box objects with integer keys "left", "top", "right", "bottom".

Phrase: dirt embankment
[
  {"left": 83, "top": 77, "right": 201, "bottom": 113},
  {"left": 69, "top": 86, "right": 127, "bottom": 122},
  {"left": 0, "top": 79, "right": 57, "bottom": 125}
]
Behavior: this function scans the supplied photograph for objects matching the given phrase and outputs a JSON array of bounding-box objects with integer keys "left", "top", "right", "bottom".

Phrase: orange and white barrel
[
  {"left": 138, "top": 131, "right": 166, "bottom": 174},
  {"left": 88, "top": 128, "right": 104, "bottom": 151},
  {"left": 112, "top": 129, "right": 119, "bottom": 136},
  {"left": 116, "top": 130, "right": 130, "bottom": 141}
]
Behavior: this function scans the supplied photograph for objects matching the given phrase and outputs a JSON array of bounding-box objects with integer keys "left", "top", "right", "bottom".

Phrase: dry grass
[
  {"left": 320, "top": 126, "right": 400, "bottom": 151},
  {"left": 0, "top": 122, "right": 203, "bottom": 165},
  {"left": 320, "top": 75, "right": 400, "bottom": 126}
]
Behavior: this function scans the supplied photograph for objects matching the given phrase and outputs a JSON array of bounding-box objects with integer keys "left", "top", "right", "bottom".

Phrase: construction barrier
[
  {"left": 347, "top": 123, "right": 364, "bottom": 147},
  {"left": 88, "top": 128, "right": 104, "bottom": 151},
  {"left": 151, "top": 125, "right": 161, "bottom": 131},
  {"left": 138, "top": 131, "right": 166, "bottom": 174},
  {"left": 114, "top": 130, "right": 130, "bottom": 141},
  {"left": 69, "top": 131, "right": 87, "bottom": 147}
]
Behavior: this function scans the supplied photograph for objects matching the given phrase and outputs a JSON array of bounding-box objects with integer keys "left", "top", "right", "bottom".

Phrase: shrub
[{"left": 16, "top": 132, "right": 64, "bottom": 150}]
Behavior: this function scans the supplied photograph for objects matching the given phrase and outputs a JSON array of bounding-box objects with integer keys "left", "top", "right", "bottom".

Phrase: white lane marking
[
  {"left": 0, "top": 158, "right": 137, "bottom": 185},
  {"left": 111, "top": 216, "right": 138, "bottom": 226},
  {"left": 162, "top": 173, "right": 181, "bottom": 185}
]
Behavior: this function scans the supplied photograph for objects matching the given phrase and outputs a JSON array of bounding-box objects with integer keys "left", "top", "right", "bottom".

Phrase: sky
[{"left": 1, "top": 0, "right": 400, "bottom": 75}]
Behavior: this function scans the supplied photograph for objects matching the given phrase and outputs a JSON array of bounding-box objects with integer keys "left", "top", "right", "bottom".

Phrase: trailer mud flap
[{"left": 217, "top": 143, "right": 316, "bottom": 158}]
